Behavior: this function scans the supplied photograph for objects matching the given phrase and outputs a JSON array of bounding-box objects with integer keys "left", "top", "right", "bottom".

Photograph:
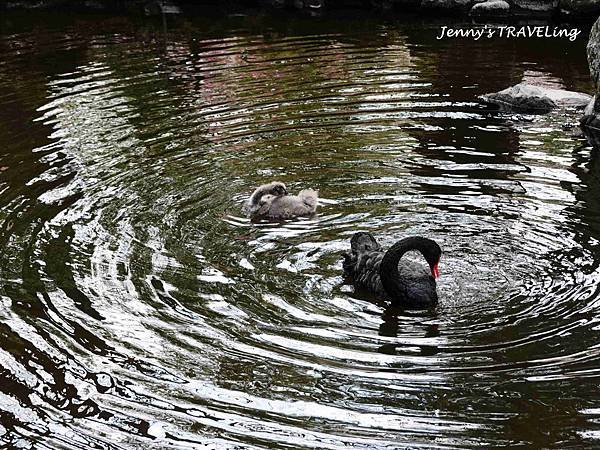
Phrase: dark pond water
[{"left": 1, "top": 8, "right": 600, "bottom": 449}]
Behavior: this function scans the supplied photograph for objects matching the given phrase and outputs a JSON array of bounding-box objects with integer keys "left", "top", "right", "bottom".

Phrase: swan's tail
[
  {"left": 342, "top": 232, "right": 381, "bottom": 276},
  {"left": 350, "top": 232, "right": 380, "bottom": 253},
  {"left": 298, "top": 189, "right": 318, "bottom": 210}
]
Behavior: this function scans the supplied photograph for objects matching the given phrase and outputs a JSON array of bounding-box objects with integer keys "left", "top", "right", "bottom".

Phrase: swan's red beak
[{"left": 432, "top": 262, "right": 440, "bottom": 279}]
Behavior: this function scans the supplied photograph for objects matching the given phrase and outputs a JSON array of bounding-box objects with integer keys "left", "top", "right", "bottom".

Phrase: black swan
[
  {"left": 244, "top": 181, "right": 318, "bottom": 220},
  {"left": 342, "top": 232, "right": 441, "bottom": 309}
]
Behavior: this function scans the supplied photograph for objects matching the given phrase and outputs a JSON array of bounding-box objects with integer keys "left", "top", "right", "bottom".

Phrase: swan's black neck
[{"left": 379, "top": 236, "right": 441, "bottom": 300}]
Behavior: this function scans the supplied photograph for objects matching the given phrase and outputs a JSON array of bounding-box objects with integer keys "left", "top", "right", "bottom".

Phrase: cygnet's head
[
  {"left": 244, "top": 181, "right": 288, "bottom": 217},
  {"left": 244, "top": 181, "right": 317, "bottom": 220},
  {"left": 247, "top": 181, "right": 287, "bottom": 206},
  {"left": 269, "top": 182, "right": 287, "bottom": 197}
]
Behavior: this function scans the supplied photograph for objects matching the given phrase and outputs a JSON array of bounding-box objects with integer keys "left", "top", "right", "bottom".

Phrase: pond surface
[{"left": 1, "top": 9, "right": 600, "bottom": 449}]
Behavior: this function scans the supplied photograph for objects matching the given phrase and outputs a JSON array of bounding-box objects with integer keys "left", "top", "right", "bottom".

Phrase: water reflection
[{"left": 0, "top": 9, "right": 599, "bottom": 449}]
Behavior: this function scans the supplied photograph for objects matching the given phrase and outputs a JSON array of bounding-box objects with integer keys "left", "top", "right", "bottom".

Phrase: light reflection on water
[{"left": 0, "top": 10, "right": 599, "bottom": 449}]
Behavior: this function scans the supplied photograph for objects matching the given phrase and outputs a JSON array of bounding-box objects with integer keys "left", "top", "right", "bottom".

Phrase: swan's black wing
[{"left": 343, "top": 249, "right": 386, "bottom": 296}]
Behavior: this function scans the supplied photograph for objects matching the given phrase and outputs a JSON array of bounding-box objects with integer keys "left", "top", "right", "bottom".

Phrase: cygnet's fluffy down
[
  {"left": 244, "top": 182, "right": 318, "bottom": 220},
  {"left": 245, "top": 181, "right": 287, "bottom": 209},
  {"left": 256, "top": 189, "right": 318, "bottom": 220}
]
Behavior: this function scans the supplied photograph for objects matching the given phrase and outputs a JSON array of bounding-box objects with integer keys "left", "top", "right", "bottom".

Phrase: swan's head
[{"left": 421, "top": 239, "right": 442, "bottom": 279}]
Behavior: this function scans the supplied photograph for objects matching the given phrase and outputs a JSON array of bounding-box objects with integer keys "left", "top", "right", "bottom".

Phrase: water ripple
[{"left": 0, "top": 11, "right": 598, "bottom": 450}]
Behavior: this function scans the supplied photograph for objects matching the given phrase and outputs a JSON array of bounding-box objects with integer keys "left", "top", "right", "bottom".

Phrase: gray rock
[
  {"left": 588, "top": 17, "right": 600, "bottom": 89},
  {"left": 372, "top": 0, "right": 420, "bottom": 7},
  {"left": 513, "top": 0, "right": 558, "bottom": 12},
  {"left": 469, "top": 0, "right": 510, "bottom": 16},
  {"left": 421, "top": 0, "right": 472, "bottom": 10},
  {"left": 481, "top": 83, "right": 592, "bottom": 113},
  {"left": 294, "top": 0, "right": 325, "bottom": 8},
  {"left": 582, "top": 18, "right": 600, "bottom": 134},
  {"left": 144, "top": 1, "right": 181, "bottom": 15},
  {"left": 83, "top": 0, "right": 106, "bottom": 9},
  {"left": 560, "top": 0, "right": 600, "bottom": 14},
  {"left": 584, "top": 96, "right": 596, "bottom": 117},
  {"left": 6, "top": 0, "right": 69, "bottom": 8}
]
